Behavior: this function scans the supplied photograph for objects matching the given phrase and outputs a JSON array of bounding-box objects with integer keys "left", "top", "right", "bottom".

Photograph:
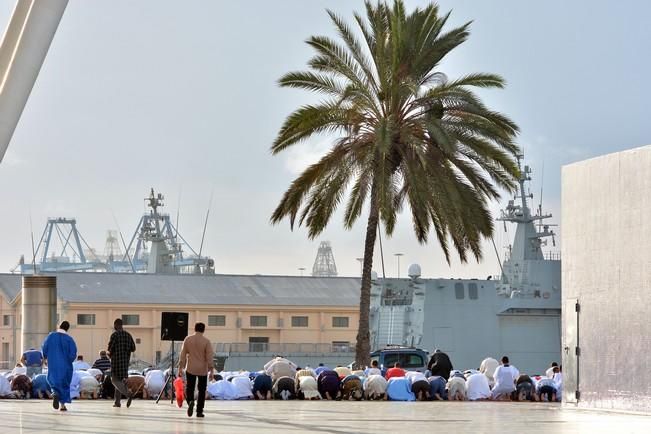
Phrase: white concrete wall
[{"left": 562, "top": 145, "right": 651, "bottom": 412}]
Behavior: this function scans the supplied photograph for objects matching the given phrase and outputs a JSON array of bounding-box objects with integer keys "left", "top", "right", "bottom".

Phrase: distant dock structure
[
  {"left": 17, "top": 189, "right": 214, "bottom": 275},
  {"left": 311, "top": 241, "right": 338, "bottom": 277}
]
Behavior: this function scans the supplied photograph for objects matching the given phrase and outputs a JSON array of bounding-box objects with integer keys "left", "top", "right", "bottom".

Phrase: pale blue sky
[{"left": 0, "top": 1, "right": 649, "bottom": 278}]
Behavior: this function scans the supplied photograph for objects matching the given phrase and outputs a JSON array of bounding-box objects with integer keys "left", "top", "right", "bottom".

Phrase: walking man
[
  {"left": 42, "top": 321, "right": 77, "bottom": 411},
  {"left": 107, "top": 318, "right": 136, "bottom": 408},
  {"left": 178, "top": 322, "right": 213, "bottom": 418}
]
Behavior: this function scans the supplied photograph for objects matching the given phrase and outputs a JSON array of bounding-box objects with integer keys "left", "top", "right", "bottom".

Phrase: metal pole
[
  {"left": 0, "top": 0, "right": 69, "bottom": 163},
  {"left": 394, "top": 253, "right": 404, "bottom": 278}
]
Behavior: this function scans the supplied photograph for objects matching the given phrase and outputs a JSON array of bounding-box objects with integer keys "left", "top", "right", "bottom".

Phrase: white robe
[
  {"left": 447, "top": 377, "right": 466, "bottom": 399},
  {"left": 491, "top": 365, "right": 519, "bottom": 397},
  {"left": 145, "top": 370, "right": 165, "bottom": 396},
  {"left": 364, "top": 374, "right": 388, "bottom": 397},
  {"left": 299, "top": 376, "right": 320, "bottom": 399},
  {"left": 70, "top": 371, "right": 82, "bottom": 399},
  {"left": 480, "top": 358, "right": 499, "bottom": 386},
  {"left": 208, "top": 379, "right": 238, "bottom": 400},
  {"left": 73, "top": 360, "right": 91, "bottom": 371},
  {"left": 0, "top": 374, "right": 11, "bottom": 397},
  {"left": 231, "top": 376, "right": 253, "bottom": 399},
  {"left": 466, "top": 373, "right": 491, "bottom": 400},
  {"left": 80, "top": 376, "right": 100, "bottom": 394},
  {"left": 405, "top": 371, "right": 427, "bottom": 384}
]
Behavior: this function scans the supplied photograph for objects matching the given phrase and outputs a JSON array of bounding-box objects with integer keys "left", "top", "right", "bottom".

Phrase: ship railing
[
  {"left": 544, "top": 252, "right": 561, "bottom": 260},
  {"left": 213, "top": 342, "right": 354, "bottom": 354}
]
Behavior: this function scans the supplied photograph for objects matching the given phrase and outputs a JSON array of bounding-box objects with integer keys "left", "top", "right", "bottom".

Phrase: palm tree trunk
[{"left": 354, "top": 183, "right": 378, "bottom": 369}]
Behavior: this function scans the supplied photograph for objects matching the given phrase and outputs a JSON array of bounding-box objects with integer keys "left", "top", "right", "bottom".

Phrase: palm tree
[{"left": 271, "top": 0, "right": 520, "bottom": 368}]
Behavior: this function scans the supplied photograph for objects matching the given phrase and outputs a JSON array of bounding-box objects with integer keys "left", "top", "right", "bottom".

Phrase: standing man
[
  {"left": 428, "top": 349, "right": 453, "bottom": 380},
  {"left": 178, "top": 322, "right": 213, "bottom": 418},
  {"left": 42, "top": 321, "right": 77, "bottom": 411},
  {"left": 20, "top": 347, "right": 44, "bottom": 378},
  {"left": 107, "top": 318, "right": 136, "bottom": 408}
]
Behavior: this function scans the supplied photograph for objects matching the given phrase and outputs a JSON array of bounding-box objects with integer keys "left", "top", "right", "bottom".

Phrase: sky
[{"left": 0, "top": 0, "right": 649, "bottom": 279}]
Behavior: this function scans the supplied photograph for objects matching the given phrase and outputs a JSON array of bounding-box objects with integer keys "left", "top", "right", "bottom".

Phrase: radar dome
[{"left": 408, "top": 263, "right": 421, "bottom": 279}]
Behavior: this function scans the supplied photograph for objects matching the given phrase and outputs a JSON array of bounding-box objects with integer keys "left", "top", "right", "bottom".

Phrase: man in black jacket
[
  {"left": 427, "top": 349, "right": 453, "bottom": 380},
  {"left": 107, "top": 318, "right": 136, "bottom": 408}
]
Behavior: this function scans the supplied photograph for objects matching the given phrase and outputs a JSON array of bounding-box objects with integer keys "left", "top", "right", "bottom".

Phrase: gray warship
[{"left": 369, "top": 158, "right": 561, "bottom": 374}]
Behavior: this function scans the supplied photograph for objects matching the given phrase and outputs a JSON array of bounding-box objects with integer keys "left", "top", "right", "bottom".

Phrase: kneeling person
[
  {"left": 273, "top": 376, "right": 296, "bottom": 400},
  {"left": 340, "top": 375, "right": 363, "bottom": 400},
  {"left": 364, "top": 374, "right": 388, "bottom": 400},
  {"left": 252, "top": 373, "right": 272, "bottom": 400},
  {"left": 32, "top": 373, "right": 52, "bottom": 399},
  {"left": 447, "top": 376, "right": 466, "bottom": 401}
]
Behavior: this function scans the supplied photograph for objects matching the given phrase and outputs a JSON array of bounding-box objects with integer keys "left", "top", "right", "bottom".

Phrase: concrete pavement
[{"left": 0, "top": 399, "right": 650, "bottom": 433}]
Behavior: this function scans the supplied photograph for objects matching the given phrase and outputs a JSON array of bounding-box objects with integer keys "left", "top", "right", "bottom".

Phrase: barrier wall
[{"left": 562, "top": 145, "right": 651, "bottom": 413}]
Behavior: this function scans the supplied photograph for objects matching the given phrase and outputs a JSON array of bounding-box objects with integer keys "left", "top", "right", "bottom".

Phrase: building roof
[{"left": 0, "top": 273, "right": 361, "bottom": 306}]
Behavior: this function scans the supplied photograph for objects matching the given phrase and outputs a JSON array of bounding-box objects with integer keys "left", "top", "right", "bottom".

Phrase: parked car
[{"left": 371, "top": 346, "right": 429, "bottom": 375}]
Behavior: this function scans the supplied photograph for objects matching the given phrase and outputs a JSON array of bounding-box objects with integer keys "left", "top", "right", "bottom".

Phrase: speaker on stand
[{"left": 156, "top": 312, "right": 188, "bottom": 404}]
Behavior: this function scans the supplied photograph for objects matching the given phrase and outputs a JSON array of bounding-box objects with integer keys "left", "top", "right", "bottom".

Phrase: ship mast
[{"left": 497, "top": 155, "right": 556, "bottom": 262}]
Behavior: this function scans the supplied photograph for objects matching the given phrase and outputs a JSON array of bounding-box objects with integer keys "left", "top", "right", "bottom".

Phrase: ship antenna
[
  {"left": 29, "top": 210, "right": 37, "bottom": 275},
  {"left": 490, "top": 236, "right": 505, "bottom": 281},
  {"left": 198, "top": 189, "right": 214, "bottom": 258},
  {"left": 538, "top": 161, "right": 544, "bottom": 232},
  {"left": 175, "top": 189, "right": 181, "bottom": 242},
  {"left": 173, "top": 188, "right": 181, "bottom": 269},
  {"left": 112, "top": 212, "right": 136, "bottom": 273}
]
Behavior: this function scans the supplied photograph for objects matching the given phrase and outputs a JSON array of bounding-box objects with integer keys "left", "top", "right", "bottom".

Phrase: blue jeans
[
  {"left": 428, "top": 376, "right": 447, "bottom": 400},
  {"left": 26, "top": 366, "right": 42, "bottom": 379}
]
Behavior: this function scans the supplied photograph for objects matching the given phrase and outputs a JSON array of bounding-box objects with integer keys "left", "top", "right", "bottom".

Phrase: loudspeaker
[{"left": 161, "top": 312, "right": 189, "bottom": 341}]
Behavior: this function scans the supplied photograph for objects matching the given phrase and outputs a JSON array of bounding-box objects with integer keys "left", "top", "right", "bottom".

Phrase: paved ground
[{"left": 0, "top": 400, "right": 650, "bottom": 433}]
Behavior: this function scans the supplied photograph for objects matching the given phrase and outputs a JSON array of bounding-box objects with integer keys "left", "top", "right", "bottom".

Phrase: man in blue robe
[{"left": 42, "top": 321, "right": 77, "bottom": 411}]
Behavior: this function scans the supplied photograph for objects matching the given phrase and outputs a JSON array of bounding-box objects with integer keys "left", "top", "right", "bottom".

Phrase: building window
[
  {"left": 468, "top": 283, "right": 478, "bottom": 300},
  {"left": 454, "top": 283, "right": 465, "bottom": 299},
  {"left": 2, "top": 315, "right": 10, "bottom": 326},
  {"left": 332, "top": 316, "right": 349, "bottom": 328},
  {"left": 249, "top": 337, "right": 269, "bottom": 352},
  {"left": 135, "top": 338, "right": 141, "bottom": 344},
  {"left": 332, "top": 341, "right": 351, "bottom": 352},
  {"left": 291, "top": 316, "right": 308, "bottom": 327},
  {"left": 121, "top": 314, "right": 140, "bottom": 326},
  {"left": 208, "top": 315, "right": 226, "bottom": 326},
  {"left": 250, "top": 316, "right": 267, "bottom": 327},
  {"left": 77, "top": 314, "right": 95, "bottom": 326}
]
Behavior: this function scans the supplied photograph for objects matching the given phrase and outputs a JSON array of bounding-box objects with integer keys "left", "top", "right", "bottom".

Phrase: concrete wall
[{"left": 562, "top": 145, "right": 651, "bottom": 412}]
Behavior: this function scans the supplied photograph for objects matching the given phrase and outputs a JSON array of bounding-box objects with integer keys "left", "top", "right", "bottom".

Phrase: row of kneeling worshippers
[
  {"left": 0, "top": 354, "right": 563, "bottom": 402},
  {"left": 0, "top": 367, "right": 171, "bottom": 401},
  {"left": 194, "top": 355, "right": 563, "bottom": 402}
]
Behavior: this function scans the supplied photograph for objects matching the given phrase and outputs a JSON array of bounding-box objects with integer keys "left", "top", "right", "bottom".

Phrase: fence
[{"left": 213, "top": 342, "right": 354, "bottom": 354}]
